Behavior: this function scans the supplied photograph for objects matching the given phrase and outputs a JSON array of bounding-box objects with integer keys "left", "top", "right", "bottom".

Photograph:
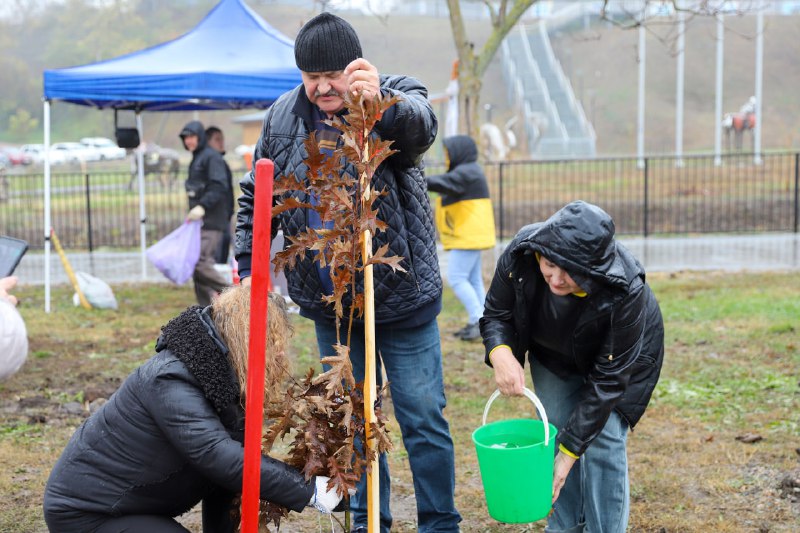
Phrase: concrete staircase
[{"left": 502, "top": 21, "right": 596, "bottom": 159}]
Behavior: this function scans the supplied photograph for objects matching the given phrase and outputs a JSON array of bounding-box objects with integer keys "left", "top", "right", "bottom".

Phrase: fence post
[
  {"left": 84, "top": 172, "right": 94, "bottom": 253},
  {"left": 643, "top": 157, "right": 649, "bottom": 237},
  {"left": 498, "top": 162, "right": 504, "bottom": 241},
  {"left": 794, "top": 153, "right": 799, "bottom": 234}
]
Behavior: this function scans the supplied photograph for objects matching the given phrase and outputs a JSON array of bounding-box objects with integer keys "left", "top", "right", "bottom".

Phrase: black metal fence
[
  {"left": 1, "top": 151, "right": 798, "bottom": 250},
  {"left": 429, "top": 151, "right": 800, "bottom": 239},
  {"left": 0, "top": 170, "right": 190, "bottom": 250}
]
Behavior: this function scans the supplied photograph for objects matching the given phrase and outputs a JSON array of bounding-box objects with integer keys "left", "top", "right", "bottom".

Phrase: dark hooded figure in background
[
  {"left": 426, "top": 134, "right": 496, "bottom": 341},
  {"left": 179, "top": 120, "right": 233, "bottom": 306}
]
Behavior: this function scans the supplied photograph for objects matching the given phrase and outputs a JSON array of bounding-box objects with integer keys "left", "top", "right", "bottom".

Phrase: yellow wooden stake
[
  {"left": 362, "top": 228, "right": 379, "bottom": 533},
  {"left": 359, "top": 98, "right": 379, "bottom": 532},
  {"left": 50, "top": 228, "right": 92, "bottom": 310}
]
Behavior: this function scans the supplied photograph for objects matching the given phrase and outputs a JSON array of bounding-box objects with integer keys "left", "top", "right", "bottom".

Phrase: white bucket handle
[{"left": 481, "top": 388, "right": 551, "bottom": 446}]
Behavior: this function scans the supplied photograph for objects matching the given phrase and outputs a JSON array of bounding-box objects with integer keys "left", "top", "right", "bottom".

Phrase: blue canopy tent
[{"left": 40, "top": 0, "right": 301, "bottom": 310}]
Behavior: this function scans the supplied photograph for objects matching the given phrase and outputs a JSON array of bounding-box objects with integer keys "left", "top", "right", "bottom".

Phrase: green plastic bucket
[{"left": 472, "top": 388, "right": 557, "bottom": 524}]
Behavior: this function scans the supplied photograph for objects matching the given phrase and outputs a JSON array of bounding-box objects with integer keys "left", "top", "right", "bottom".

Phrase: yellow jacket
[{"left": 427, "top": 135, "right": 496, "bottom": 250}]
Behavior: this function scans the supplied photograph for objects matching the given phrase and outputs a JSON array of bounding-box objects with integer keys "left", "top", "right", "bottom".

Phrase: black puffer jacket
[
  {"left": 235, "top": 76, "right": 441, "bottom": 324},
  {"left": 182, "top": 120, "right": 234, "bottom": 231},
  {"left": 480, "top": 201, "right": 664, "bottom": 456},
  {"left": 43, "top": 306, "right": 313, "bottom": 532}
]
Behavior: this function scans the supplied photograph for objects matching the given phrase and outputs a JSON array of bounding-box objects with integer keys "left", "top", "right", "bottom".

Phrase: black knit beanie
[{"left": 294, "top": 12, "right": 362, "bottom": 72}]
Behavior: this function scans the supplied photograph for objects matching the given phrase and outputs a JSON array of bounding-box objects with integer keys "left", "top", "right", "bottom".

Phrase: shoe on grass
[
  {"left": 458, "top": 322, "right": 481, "bottom": 341},
  {"left": 453, "top": 322, "right": 472, "bottom": 337}
]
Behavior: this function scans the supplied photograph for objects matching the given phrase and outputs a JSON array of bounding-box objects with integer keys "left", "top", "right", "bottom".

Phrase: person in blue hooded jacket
[
  {"left": 480, "top": 201, "right": 664, "bottom": 533},
  {"left": 427, "top": 135, "right": 496, "bottom": 341}
]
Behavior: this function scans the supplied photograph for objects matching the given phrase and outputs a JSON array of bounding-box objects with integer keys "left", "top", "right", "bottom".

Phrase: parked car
[
  {"left": 80, "top": 137, "right": 126, "bottom": 160},
  {"left": 0, "top": 146, "right": 33, "bottom": 166},
  {"left": 0, "top": 151, "right": 10, "bottom": 170},
  {"left": 51, "top": 142, "right": 101, "bottom": 163},
  {"left": 21, "top": 144, "right": 66, "bottom": 165},
  {"left": 21, "top": 144, "right": 44, "bottom": 164}
]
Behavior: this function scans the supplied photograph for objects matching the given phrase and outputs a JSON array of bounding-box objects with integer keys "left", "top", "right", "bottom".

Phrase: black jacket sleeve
[
  {"left": 147, "top": 363, "right": 314, "bottom": 511},
  {"left": 199, "top": 151, "right": 230, "bottom": 211},
  {"left": 374, "top": 75, "right": 438, "bottom": 168},
  {"left": 480, "top": 247, "right": 523, "bottom": 367},
  {"left": 234, "top": 103, "right": 277, "bottom": 278},
  {"left": 426, "top": 167, "right": 468, "bottom": 197}
]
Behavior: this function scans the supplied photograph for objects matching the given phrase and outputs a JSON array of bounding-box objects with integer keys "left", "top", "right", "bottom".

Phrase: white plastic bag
[
  {"left": 73, "top": 271, "right": 118, "bottom": 310},
  {"left": 0, "top": 300, "right": 27, "bottom": 381}
]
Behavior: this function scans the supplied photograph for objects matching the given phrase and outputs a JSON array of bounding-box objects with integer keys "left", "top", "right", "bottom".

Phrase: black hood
[
  {"left": 444, "top": 134, "right": 478, "bottom": 170},
  {"left": 513, "top": 200, "right": 630, "bottom": 293},
  {"left": 179, "top": 120, "right": 207, "bottom": 152}
]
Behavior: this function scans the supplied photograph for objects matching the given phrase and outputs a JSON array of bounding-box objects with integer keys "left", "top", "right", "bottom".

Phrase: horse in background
[{"left": 723, "top": 96, "right": 757, "bottom": 152}]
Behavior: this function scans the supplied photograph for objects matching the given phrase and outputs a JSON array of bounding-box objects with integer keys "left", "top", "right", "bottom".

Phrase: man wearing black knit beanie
[{"left": 235, "top": 11, "right": 462, "bottom": 533}]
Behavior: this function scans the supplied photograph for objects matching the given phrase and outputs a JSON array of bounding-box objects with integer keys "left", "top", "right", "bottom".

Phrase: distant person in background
[
  {"left": 205, "top": 126, "right": 236, "bottom": 265},
  {"left": 426, "top": 135, "right": 496, "bottom": 341},
  {"left": 0, "top": 276, "right": 27, "bottom": 381},
  {"left": 179, "top": 121, "right": 232, "bottom": 306}
]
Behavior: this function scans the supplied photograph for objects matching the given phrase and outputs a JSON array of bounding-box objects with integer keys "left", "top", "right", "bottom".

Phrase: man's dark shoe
[
  {"left": 453, "top": 322, "right": 472, "bottom": 337},
  {"left": 458, "top": 322, "right": 481, "bottom": 341}
]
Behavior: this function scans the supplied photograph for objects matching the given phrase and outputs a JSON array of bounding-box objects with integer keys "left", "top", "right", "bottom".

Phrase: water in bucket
[{"left": 472, "top": 390, "right": 557, "bottom": 524}]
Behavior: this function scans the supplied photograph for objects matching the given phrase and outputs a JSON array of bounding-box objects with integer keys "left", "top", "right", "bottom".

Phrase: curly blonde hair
[{"left": 211, "top": 286, "right": 292, "bottom": 407}]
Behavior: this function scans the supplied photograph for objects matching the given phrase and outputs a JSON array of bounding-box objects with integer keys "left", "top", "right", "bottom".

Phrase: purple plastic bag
[{"left": 146, "top": 220, "right": 201, "bottom": 285}]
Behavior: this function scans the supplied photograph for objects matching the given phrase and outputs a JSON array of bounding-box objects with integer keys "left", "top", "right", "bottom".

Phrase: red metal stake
[{"left": 241, "top": 159, "right": 274, "bottom": 533}]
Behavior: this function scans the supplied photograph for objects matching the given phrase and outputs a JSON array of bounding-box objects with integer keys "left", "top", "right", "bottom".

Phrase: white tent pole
[
  {"left": 753, "top": 2, "right": 764, "bottom": 165},
  {"left": 636, "top": 21, "right": 646, "bottom": 169},
  {"left": 44, "top": 100, "right": 52, "bottom": 313},
  {"left": 136, "top": 113, "right": 147, "bottom": 280},
  {"left": 714, "top": 12, "right": 724, "bottom": 167},
  {"left": 675, "top": 9, "right": 685, "bottom": 167}
]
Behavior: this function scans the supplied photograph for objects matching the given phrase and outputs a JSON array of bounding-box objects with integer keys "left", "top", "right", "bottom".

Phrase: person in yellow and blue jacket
[{"left": 427, "top": 135, "right": 496, "bottom": 340}]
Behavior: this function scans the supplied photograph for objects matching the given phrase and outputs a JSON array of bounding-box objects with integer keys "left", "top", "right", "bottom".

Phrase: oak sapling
[{"left": 257, "top": 92, "right": 402, "bottom": 529}]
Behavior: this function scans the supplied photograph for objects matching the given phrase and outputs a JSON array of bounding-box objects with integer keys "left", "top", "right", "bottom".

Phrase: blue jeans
[
  {"left": 315, "top": 319, "right": 462, "bottom": 533},
  {"left": 530, "top": 358, "right": 630, "bottom": 533},
  {"left": 446, "top": 249, "right": 485, "bottom": 324}
]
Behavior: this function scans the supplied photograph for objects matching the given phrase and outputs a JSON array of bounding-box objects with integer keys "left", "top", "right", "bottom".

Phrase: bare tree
[
  {"left": 446, "top": 0, "right": 535, "bottom": 138},
  {"left": 445, "top": 0, "right": 757, "bottom": 139}
]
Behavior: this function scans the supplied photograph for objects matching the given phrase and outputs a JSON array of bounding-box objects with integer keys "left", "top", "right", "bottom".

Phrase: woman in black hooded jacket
[
  {"left": 43, "top": 287, "right": 341, "bottom": 532},
  {"left": 480, "top": 201, "right": 664, "bottom": 533}
]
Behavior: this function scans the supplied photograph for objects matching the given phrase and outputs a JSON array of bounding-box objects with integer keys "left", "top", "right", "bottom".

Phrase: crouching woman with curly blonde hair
[{"left": 43, "top": 286, "right": 340, "bottom": 533}]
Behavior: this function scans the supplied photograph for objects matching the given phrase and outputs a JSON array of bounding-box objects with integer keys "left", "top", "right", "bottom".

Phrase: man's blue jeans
[
  {"left": 530, "top": 358, "right": 630, "bottom": 533},
  {"left": 446, "top": 249, "right": 485, "bottom": 324},
  {"left": 315, "top": 319, "right": 462, "bottom": 532}
]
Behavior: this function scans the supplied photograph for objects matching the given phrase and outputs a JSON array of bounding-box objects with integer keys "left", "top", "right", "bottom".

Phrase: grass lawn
[{"left": 1, "top": 271, "right": 798, "bottom": 532}]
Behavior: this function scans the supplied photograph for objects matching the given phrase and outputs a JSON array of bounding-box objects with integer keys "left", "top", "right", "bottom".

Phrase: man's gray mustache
[{"left": 315, "top": 89, "right": 340, "bottom": 97}]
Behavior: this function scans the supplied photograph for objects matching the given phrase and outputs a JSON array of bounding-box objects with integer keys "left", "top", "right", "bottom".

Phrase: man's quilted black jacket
[{"left": 235, "top": 76, "right": 442, "bottom": 324}]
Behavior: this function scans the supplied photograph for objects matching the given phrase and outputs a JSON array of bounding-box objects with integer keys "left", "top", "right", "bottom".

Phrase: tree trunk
[
  {"left": 446, "top": 0, "right": 537, "bottom": 140},
  {"left": 461, "top": 75, "right": 482, "bottom": 140}
]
